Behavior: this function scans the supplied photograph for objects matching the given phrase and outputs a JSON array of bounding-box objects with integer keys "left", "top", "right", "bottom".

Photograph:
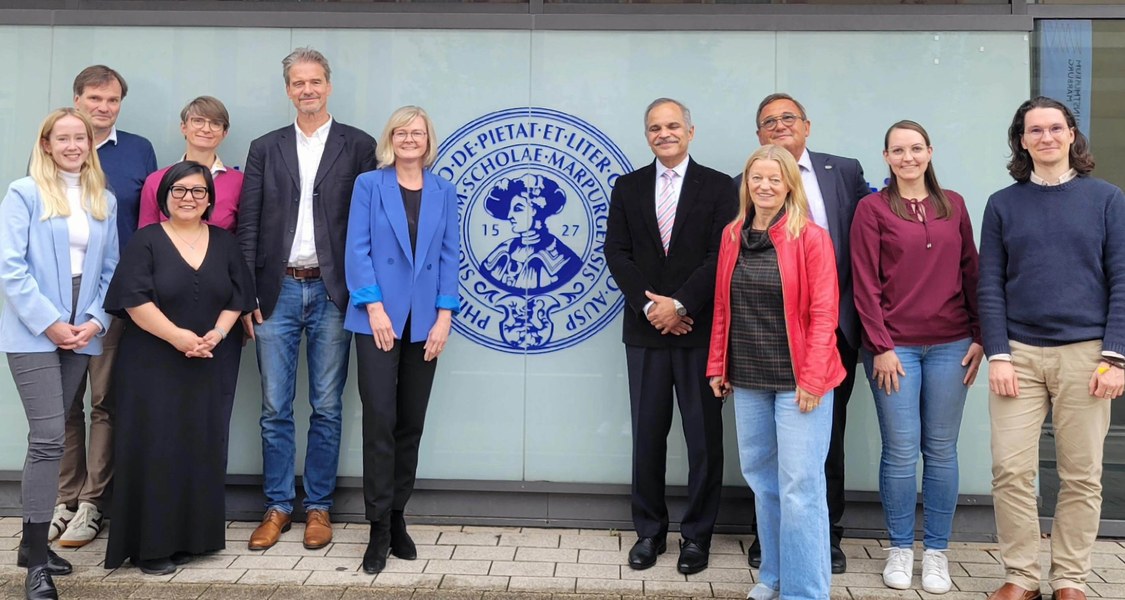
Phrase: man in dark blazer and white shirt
[
  {"left": 740, "top": 93, "right": 870, "bottom": 574},
  {"left": 237, "top": 47, "right": 378, "bottom": 552},
  {"left": 606, "top": 98, "right": 738, "bottom": 576}
]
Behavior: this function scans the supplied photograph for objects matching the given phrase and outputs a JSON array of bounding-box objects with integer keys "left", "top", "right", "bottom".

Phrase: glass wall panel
[{"left": 0, "top": 26, "right": 1028, "bottom": 503}]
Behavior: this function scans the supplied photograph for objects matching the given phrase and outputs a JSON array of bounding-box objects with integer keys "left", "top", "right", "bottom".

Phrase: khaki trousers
[
  {"left": 989, "top": 339, "right": 1111, "bottom": 593},
  {"left": 57, "top": 317, "right": 123, "bottom": 509}
]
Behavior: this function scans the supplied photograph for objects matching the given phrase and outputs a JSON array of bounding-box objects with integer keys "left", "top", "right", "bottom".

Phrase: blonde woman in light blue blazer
[{"left": 0, "top": 108, "right": 118, "bottom": 600}]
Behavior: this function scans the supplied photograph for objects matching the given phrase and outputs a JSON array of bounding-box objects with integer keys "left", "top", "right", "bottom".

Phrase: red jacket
[{"left": 707, "top": 212, "right": 846, "bottom": 397}]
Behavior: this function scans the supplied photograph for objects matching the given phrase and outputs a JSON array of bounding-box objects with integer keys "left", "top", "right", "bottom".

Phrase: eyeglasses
[
  {"left": 759, "top": 113, "right": 803, "bottom": 131},
  {"left": 187, "top": 116, "right": 226, "bottom": 132},
  {"left": 169, "top": 186, "right": 209, "bottom": 200},
  {"left": 1023, "top": 124, "right": 1071, "bottom": 140},
  {"left": 393, "top": 130, "right": 428, "bottom": 141}
]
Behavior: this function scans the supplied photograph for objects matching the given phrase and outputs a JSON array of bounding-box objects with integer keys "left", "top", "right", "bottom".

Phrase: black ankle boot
[
  {"left": 362, "top": 519, "right": 391, "bottom": 575},
  {"left": 389, "top": 510, "right": 417, "bottom": 560}
]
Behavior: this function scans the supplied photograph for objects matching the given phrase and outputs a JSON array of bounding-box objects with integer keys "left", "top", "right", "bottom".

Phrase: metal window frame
[{"left": 1, "top": 0, "right": 1037, "bottom": 32}]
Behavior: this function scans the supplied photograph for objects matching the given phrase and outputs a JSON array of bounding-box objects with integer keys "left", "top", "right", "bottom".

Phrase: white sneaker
[
  {"left": 58, "top": 501, "right": 102, "bottom": 548},
  {"left": 922, "top": 549, "right": 952, "bottom": 594},
  {"left": 48, "top": 504, "right": 74, "bottom": 542},
  {"left": 882, "top": 547, "right": 914, "bottom": 590}
]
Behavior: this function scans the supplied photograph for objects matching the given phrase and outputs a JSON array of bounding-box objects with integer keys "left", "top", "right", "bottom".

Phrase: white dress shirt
[
  {"left": 95, "top": 126, "right": 118, "bottom": 150},
  {"left": 288, "top": 118, "right": 333, "bottom": 268},
  {"left": 643, "top": 156, "right": 690, "bottom": 316},
  {"left": 797, "top": 149, "right": 829, "bottom": 231}
]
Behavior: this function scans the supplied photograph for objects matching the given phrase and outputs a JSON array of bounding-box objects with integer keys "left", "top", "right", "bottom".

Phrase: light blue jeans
[
  {"left": 863, "top": 337, "right": 971, "bottom": 550},
  {"left": 254, "top": 277, "right": 352, "bottom": 514},
  {"left": 733, "top": 387, "right": 833, "bottom": 600}
]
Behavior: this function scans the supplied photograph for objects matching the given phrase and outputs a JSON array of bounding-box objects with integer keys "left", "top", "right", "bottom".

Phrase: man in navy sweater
[
  {"left": 979, "top": 97, "right": 1125, "bottom": 600},
  {"left": 52, "top": 65, "right": 157, "bottom": 549}
]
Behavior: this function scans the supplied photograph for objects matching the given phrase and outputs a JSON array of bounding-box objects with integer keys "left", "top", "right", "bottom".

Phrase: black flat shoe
[
  {"left": 17, "top": 544, "right": 72, "bottom": 576},
  {"left": 170, "top": 551, "right": 193, "bottom": 565},
  {"left": 830, "top": 543, "right": 847, "bottom": 574},
  {"left": 676, "top": 539, "right": 709, "bottom": 575},
  {"left": 25, "top": 564, "right": 58, "bottom": 600},
  {"left": 361, "top": 519, "right": 391, "bottom": 575},
  {"left": 390, "top": 511, "right": 417, "bottom": 560},
  {"left": 747, "top": 536, "right": 761, "bottom": 569},
  {"left": 135, "top": 557, "right": 177, "bottom": 576},
  {"left": 627, "top": 536, "right": 666, "bottom": 570}
]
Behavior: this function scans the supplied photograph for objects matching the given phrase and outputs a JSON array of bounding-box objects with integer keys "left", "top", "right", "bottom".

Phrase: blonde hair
[
  {"left": 734, "top": 144, "right": 809, "bottom": 240},
  {"left": 29, "top": 108, "right": 108, "bottom": 221},
  {"left": 377, "top": 105, "right": 438, "bottom": 168}
]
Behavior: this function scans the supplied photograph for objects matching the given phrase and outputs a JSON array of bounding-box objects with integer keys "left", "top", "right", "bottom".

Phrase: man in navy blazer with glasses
[{"left": 737, "top": 92, "right": 870, "bottom": 575}]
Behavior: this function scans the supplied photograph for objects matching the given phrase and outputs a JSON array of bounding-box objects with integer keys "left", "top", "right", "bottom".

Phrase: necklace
[{"left": 168, "top": 222, "right": 205, "bottom": 250}]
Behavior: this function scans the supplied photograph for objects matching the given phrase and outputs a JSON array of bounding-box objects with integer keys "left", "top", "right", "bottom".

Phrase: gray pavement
[{"left": 0, "top": 519, "right": 1122, "bottom": 599}]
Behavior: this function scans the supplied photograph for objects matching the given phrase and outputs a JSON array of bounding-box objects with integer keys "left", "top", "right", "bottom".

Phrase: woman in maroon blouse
[{"left": 850, "top": 120, "right": 982, "bottom": 596}]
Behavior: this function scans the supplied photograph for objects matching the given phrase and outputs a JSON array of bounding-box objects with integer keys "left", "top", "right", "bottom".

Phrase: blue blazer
[
  {"left": 0, "top": 177, "right": 119, "bottom": 355},
  {"left": 344, "top": 168, "right": 460, "bottom": 342}
]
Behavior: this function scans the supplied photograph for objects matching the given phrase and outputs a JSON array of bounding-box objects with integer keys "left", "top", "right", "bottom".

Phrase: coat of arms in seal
[{"left": 434, "top": 108, "right": 631, "bottom": 354}]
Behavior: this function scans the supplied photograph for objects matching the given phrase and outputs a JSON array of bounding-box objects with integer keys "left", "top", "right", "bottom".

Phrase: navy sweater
[
  {"left": 979, "top": 176, "right": 1125, "bottom": 357},
  {"left": 98, "top": 130, "right": 157, "bottom": 252}
]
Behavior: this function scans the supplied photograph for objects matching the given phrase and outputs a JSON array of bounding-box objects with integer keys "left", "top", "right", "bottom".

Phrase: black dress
[{"left": 104, "top": 224, "right": 254, "bottom": 568}]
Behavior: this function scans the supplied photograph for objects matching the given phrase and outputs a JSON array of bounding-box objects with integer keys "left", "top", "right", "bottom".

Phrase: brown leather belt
[{"left": 285, "top": 266, "right": 321, "bottom": 280}]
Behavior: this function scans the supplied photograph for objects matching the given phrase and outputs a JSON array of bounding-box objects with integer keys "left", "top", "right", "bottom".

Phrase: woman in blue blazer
[
  {"left": 0, "top": 108, "right": 118, "bottom": 599},
  {"left": 344, "top": 106, "right": 459, "bottom": 575}
]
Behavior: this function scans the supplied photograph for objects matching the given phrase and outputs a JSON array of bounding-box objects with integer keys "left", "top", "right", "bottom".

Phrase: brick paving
[{"left": 0, "top": 518, "right": 1122, "bottom": 598}]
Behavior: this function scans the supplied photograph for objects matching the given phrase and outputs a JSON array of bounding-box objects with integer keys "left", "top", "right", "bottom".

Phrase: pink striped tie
[{"left": 657, "top": 169, "right": 677, "bottom": 254}]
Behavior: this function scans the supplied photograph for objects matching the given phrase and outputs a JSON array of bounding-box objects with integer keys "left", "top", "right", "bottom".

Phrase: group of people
[
  {"left": 606, "top": 94, "right": 1121, "bottom": 600},
  {"left": 0, "top": 48, "right": 1118, "bottom": 600},
  {"left": 1, "top": 49, "right": 458, "bottom": 600}
]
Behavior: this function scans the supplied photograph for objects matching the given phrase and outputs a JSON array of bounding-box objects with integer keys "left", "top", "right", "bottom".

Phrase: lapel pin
[{"left": 824, "top": 165, "right": 834, "bottom": 170}]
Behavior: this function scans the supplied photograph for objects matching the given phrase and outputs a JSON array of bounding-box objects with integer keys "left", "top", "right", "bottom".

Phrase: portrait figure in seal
[{"left": 481, "top": 174, "right": 581, "bottom": 295}]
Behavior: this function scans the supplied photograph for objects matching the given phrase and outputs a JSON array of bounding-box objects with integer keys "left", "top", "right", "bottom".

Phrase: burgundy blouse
[{"left": 849, "top": 189, "right": 981, "bottom": 354}]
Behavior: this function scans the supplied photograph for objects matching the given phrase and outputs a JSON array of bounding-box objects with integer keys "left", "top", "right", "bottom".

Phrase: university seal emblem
[{"left": 434, "top": 108, "right": 631, "bottom": 354}]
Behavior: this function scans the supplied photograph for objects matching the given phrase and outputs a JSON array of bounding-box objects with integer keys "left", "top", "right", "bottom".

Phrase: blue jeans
[
  {"left": 255, "top": 277, "right": 352, "bottom": 514},
  {"left": 734, "top": 387, "right": 833, "bottom": 600},
  {"left": 863, "top": 337, "right": 971, "bottom": 550}
]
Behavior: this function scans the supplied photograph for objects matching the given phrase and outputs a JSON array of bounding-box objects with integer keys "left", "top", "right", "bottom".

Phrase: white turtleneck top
[{"left": 61, "top": 171, "right": 89, "bottom": 277}]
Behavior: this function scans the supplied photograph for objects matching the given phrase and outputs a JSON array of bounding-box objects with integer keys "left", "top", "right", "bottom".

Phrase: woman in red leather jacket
[{"left": 707, "top": 144, "right": 844, "bottom": 600}]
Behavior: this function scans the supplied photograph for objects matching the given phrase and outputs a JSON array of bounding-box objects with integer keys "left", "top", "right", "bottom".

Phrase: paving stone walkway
[{"left": 0, "top": 518, "right": 1122, "bottom": 599}]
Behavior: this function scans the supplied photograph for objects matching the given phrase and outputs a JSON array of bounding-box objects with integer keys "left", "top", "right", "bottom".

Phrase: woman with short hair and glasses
[
  {"left": 850, "top": 120, "right": 982, "bottom": 595},
  {"left": 104, "top": 161, "right": 255, "bottom": 576},
  {"left": 344, "top": 106, "right": 459, "bottom": 575},
  {"left": 138, "top": 96, "right": 242, "bottom": 233}
]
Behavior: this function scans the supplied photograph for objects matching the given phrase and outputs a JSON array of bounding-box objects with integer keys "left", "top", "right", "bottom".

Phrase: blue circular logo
[{"left": 435, "top": 108, "right": 632, "bottom": 354}]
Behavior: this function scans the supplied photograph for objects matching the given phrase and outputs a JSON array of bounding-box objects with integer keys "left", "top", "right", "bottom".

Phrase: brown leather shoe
[
  {"left": 303, "top": 509, "right": 333, "bottom": 549},
  {"left": 248, "top": 508, "right": 291, "bottom": 551},
  {"left": 1053, "top": 589, "right": 1087, "bottom": 600},
  {"left": 987, "top": 583, "right": 1043, "bottom": 600}
]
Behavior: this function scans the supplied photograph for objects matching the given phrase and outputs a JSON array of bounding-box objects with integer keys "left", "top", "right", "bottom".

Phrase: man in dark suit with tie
[
  {"left": 237, "top": 47, "right": 378, "bottom": 552},
  {"left": 740, "top": 93, "right": 870, "bottom": 574},
  {"left": 606, "top": 98, "right": 738, "bottom": 575}
]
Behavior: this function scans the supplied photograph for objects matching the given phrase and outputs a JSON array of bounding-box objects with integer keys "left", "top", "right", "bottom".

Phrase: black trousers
[
  {"left": 625, "top": 344, "right": 723, "bottom": 545},
  {"left": 355, "top": 332, "right": 437, "bottom": 522},
  {"left": 746, "top": 329, "right": 858, "bottom": 546},
  {"left": 826, "top": 332, "right": 859, "bottom": 545}
]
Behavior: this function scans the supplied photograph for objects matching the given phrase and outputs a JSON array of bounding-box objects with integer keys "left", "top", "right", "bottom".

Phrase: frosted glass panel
[{"left": 0, "top": 26, "right": 1029, "bottom": 499}]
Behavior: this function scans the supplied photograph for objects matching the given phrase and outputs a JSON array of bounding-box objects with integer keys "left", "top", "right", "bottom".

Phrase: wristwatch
[{"left": 673, "top": 299, "right": 687, "bottom": 317}]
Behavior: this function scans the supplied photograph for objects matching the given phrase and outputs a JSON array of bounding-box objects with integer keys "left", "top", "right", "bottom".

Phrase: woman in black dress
[{"left": 104, "top": 161, "right": 254, "bottom": 575}]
